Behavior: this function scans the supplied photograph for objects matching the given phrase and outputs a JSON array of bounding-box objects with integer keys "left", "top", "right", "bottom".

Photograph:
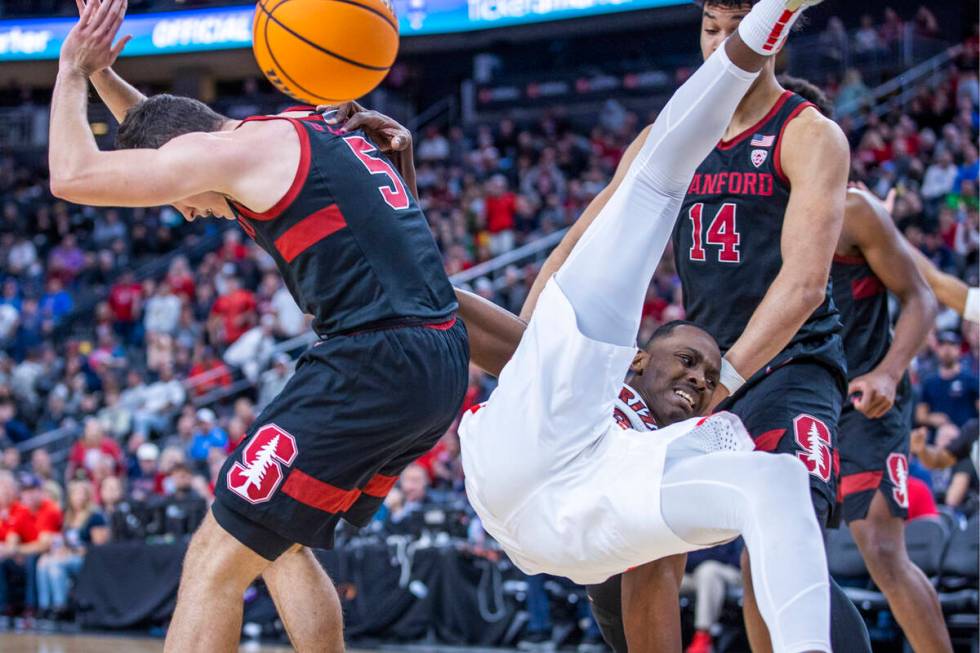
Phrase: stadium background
[{"left": 0, "top": 0, "right": 977, "bottom": 651}]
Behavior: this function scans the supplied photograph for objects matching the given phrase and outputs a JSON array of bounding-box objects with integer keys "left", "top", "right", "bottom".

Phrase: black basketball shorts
[
  {"left": 212, "top": 319, "right": 469, "bottom": 560},
  {"left": 719, "top": 360, "right": 844, "bottom": 528},
  {"left": 837, "top": 378, "right": 912, "bottom": 524}
]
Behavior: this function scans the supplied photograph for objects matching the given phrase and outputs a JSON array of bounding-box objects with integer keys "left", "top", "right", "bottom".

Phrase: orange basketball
[{"left": 252, "top": 0, "right": 399, "bottom": 105}]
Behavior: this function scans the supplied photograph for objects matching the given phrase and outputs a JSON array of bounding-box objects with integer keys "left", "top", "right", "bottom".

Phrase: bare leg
[
  {"left": 741, "top": 551, "right": 774, "bottom": 653},
  {"left": 850, "top": 491, "right": 952, "bottom": 652},
  {"left": 165, "top": 512, "right": 271, "bottom": 653},
  {"left": 263, "top": 545, "right": 345, "bottom": 653}
]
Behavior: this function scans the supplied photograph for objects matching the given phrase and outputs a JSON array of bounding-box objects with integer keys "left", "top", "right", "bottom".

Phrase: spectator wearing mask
[
  {"left": 917, "top": 330, "right": 980, "bottom": 429},
  {"left": 187, "top": 409, "right": 228, "bottom": 463},
  {"left": 36, "top": 480, "right": 108, "bottom": 620}
]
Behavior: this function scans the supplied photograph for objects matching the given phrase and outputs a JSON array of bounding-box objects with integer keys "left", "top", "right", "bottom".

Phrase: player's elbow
[
  {"left": 792, "top": 280, "right": 827, "bottom": 315},
  {"left": 49, "top": 173, "right": 83, "bottom": 202}
]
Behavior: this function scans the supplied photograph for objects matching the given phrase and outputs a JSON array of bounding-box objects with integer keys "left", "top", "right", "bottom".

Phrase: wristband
[
  {"left": 720, "top": 358, "right": 746, "bottom": 396},
  {"left": 965, "top": 287, "right": 979, "bottom": 323}
]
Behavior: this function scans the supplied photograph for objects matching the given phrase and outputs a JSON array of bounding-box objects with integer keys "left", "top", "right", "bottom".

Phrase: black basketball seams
[
  {"left": 262, "top": 1, "right": 351, "bottom": 103},
  {"left": 258, "top": 0, "right": 396, "bottom": 72}
]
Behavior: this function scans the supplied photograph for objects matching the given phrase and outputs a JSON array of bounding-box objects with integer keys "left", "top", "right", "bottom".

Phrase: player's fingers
[
  {"left": 75, "top": 0, "right": 86, "bottom": 16},
  {"left": 884, "top": 188, "right": 897, "bottom": 215},
  {"left": 110, "top": 34, "right": 132, "bottom": 58},
  {"left": 78, "top": 0, "right": 97, "bottom": 27}
]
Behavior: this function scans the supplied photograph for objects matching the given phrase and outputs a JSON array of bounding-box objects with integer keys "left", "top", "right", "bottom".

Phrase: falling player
[
  {"left": 523, "top": 2, "right": 870, "bottom": 651},
  {"left": 50, "top": 2, "right": 468, "bottom": 652},
  {"left": 459, "top": 2, "right": 835, "bottom": 652},
  {"left": 576, "top": 78, "right": 954, "bottom": 653}
]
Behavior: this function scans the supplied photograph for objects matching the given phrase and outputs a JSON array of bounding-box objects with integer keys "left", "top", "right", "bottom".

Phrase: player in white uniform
[{"left": 459, "top": 1, "right": 832, "bottom": 651}]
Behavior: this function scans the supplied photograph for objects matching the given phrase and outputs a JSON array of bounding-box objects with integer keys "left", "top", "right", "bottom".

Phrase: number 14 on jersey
[{"left": 688, "top": 202, "right": 741, "bottom": 263}]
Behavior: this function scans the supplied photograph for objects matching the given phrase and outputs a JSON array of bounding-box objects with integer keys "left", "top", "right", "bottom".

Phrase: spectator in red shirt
[
  {"left": 66, "top": 418, "right": 123, "bottom": 483},
  {"left": 108, "top": 270, "right": 142, "bottom": 345},
  {"left": 208, "top": 276, "right": 257, "bottom": 345},
  {"left": 484, "top": 175, "right": 517, "bottom": 256},
  {"left": 0, "top": 471, "right": 61, "bottom": 616},
  {"left": 218, "top": 230, "right": 248, "bottom": 262},
  {"left": 188, "top": 345, "right": 233, "bottom": 398},
  {"left": 166, "top": 256, "right": 196, "bottom": 303}
]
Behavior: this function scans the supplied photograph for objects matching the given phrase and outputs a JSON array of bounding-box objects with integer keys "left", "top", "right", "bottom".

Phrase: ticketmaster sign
[{"left": 0, "top": 0, "right": 683, "bottom": 62}]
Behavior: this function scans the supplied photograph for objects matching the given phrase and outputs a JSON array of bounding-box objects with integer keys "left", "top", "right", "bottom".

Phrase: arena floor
[
  {"left": 0, "top": 633, "right": 520, "bottom": 653},
  {"left": 0, "top": 633, "right": 319, "bottom": 652}
]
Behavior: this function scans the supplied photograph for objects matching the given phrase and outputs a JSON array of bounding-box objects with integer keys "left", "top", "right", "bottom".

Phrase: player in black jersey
[
  {"left": 780, "top": 78, "right": 952, "bottom": 652},
  {"left": 50, "top": 3, "right": 468, "bottom": 652},
  {"left": 522, "top": 2, "right": 868, "bottom": 651}
]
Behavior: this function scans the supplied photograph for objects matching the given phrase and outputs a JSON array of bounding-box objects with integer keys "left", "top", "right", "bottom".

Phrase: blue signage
[{"left": 0, "top": 0, "right": 684, "bottom": 62}]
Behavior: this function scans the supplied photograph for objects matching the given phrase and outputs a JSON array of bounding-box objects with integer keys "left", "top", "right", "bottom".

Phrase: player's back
[
  {"left": 231, "top": 111, "right": 456, "bottom": 336},
  {"left": 672, "top": 91, "right": 843, "bottom": 367}
]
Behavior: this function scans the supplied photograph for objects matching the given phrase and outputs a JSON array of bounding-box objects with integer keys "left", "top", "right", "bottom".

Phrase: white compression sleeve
[
  {"left": 554, "top": 45, "right": 757, "bottom": 347},
  {"left": 661, "top": 451, "right": 831, "bottom": 653}
]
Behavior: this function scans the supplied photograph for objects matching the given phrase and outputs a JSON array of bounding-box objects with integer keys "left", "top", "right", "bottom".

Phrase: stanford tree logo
[{"left": 227, "top": 424, "right": 298, "bottom": 504}]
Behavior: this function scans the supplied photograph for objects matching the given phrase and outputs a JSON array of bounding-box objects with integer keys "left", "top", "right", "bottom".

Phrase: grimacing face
[{"left": 632, "top": 325, "right": 721, "bottom": 425}]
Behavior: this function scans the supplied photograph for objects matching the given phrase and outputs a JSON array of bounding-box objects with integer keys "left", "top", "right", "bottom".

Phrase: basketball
[{"left": 252, "top": 0, "right": 399, "bottom": 105}]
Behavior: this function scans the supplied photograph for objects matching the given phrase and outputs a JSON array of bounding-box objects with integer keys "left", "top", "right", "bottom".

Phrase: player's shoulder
[{"left": 783, "top": 105, "right": 848, "bottom": 152}]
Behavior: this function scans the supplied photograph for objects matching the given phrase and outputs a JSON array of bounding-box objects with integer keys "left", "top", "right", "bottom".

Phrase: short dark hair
[
  {"left": 778, "top": 75, "right": 833, "bottom": 118},
  {"left": 115, "top": 94, "right": 227, "bottom": 150},
  {"left": 644, "top": 320, "right": 712, "bottom": 347}
]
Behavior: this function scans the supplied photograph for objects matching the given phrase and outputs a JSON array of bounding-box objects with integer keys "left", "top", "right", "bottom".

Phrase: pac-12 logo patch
[
  {"left": 227, "top": 424, "right": 298, "bottom": 504},
  {"left": 793, "top": 414, "right": 832, "bottom": 482},
  {"left": 750, "top": 149, "right": 768, "bottom": 168},
  {"left": 887, "top": 453, "right": 909, "bottom": 508}
]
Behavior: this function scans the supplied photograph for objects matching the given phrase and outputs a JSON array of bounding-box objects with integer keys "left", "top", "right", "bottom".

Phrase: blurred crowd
[{"left": 0, "top": 6, "right": 972, "bottom": 647}]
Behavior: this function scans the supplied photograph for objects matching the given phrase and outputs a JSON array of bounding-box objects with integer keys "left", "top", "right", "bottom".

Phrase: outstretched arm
[
  {"left": 844, "top": 189, "right": 937, "bottom": 418},
  {"left": 713, "top": 111, "right": 850, "bottom": 405},
  {"left": 519, "top": 125, "right": 652, "bottom": 321},
  {"left": 454, "top": 288, "right": 526, "bottom": 377},
  {"left": 906, "top": 243, "right": 978, "bottom": 322},
  {"left": 90, "top": 67, "right": 145, "bottom": 123}
]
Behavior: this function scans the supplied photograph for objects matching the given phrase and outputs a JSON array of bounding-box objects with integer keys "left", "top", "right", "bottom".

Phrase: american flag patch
[{"left": 750, "top": 134, "right": 775, "bottom": 147}]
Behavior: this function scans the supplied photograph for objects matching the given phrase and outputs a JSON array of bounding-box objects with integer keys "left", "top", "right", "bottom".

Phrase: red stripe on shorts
[
  {"left": 841, "top": 470, "right": 883, "bottom": 497},
  {"left": 753, "top": 428, "right": 786, "bottom": 452},
  {"left": 363, "top": 473, "right": 398, "bottom": 498},
  {"left": 282, "top": 468, "right": 361, "bottom": 514}
]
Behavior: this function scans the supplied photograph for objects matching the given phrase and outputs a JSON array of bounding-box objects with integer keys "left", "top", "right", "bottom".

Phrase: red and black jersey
[
  {"left": 831, "top": 254, "right": 891, "bottom": 381},
  {"left": 672, "top": 91, "right": 845, "bottom": 377},
  {"left": 231, "top": 112, "right": 456, "bottom": 336}
]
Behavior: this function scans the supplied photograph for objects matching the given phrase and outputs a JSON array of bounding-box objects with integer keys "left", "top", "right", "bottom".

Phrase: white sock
[{"left": 737, "top": 0, "right": 807, "bottom": 55}]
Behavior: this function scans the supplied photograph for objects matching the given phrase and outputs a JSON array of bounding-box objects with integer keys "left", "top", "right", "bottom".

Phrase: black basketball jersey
[
  {"left": 231, "top": 112, "right": 457, "bottom": 336},
  {"left": 672, "top": 91, "right": 844, "bottom": 374},
  {"left": 831, "top": 254, "right": 891, "bottom": 381}
]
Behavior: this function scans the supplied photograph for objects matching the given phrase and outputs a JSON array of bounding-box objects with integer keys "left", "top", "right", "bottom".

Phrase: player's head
[
  {"left": 115, "top": 94, "right": 234, "bottom": 222},
  {"left": 778, "top": 75, "right": 833, "bottom": 118},
  {"left": 696, "top": 1, "right": 776, "bottom": 78},
  {"left": 630, "top": 320, "right": 721, "bottom": 425}
]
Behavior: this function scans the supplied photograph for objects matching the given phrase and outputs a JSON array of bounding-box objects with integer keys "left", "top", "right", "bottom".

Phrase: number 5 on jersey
[
  {"left": 343, "top": 135, "right": 411, "bottom": 210},
  {"left": 688, "top": 202, "right": 741, "bottom": 263}
]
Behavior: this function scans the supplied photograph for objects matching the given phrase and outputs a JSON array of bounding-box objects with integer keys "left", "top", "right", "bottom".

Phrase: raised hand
[
  {"left": 318, "top": 102, "right": 412, "bottom": 152},
  {"left": 61, "top": 0, "right": 132, "bottom": 76}
]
